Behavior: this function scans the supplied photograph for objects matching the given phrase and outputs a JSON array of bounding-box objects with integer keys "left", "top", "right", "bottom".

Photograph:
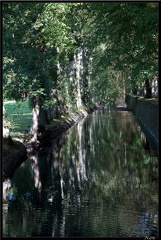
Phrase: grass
[
  {"left": 4, "top": 100, "right": 32, "bottom": 135},
  {"left": 3, "top": 99, "right": 90, "bottom": 141},
  {"left": 3, "top": 100, "right": 74, "bottom": 136},
  {"left": 46, "top": 112, "right": 79, "bottom": 129},
  {"left": 138, "top": 97, "right": 158, "bottom": 106},
  {"left": 144, "top": 98, "right": 158, "bottom": 102}
]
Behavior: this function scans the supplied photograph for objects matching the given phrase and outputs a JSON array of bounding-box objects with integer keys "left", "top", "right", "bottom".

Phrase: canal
[{"left": 3, "top": 108, "right": 158, "bottom": 237}]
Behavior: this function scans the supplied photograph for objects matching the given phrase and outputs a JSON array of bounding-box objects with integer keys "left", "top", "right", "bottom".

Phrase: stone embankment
[
  {"left": 125, "top": 95, "right": 158, "bottom": 155},
  {"left": 3, "top": 106, "right": 99, "bottom": 181},
  {"left": 37, "top": 107, "right": 97, "bottom": 149}
]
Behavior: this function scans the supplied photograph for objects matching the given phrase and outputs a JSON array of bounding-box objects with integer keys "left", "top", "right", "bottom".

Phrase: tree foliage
[
  {"left": 88, "top": 2, "right": 158, "bottom": 95},
  {"left": 3, "top": 2, "right": 159, "bottom": 134}
]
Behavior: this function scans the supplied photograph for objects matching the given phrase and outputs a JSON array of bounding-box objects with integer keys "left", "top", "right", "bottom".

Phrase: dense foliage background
[{"left": 3, "top": 2, "right": 158, "bottom": 136}]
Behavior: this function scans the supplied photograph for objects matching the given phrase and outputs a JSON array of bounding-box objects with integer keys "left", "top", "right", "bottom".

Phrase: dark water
[{"left": 3, "top": 109, "right": 158, "bottom": 238}]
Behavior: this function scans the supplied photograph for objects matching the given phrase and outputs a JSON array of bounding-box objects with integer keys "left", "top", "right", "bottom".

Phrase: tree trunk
[
  {"left": 145, "top": 78, "right": 152, "bottom": 98},
  {"left": 38, "top": 108, "right": 47, "bottom": 133},
  {"left": 82, "top": 46, "right": 91, "bottom": 105},
  {"left": 3, "top": 105, "right": 13, "bottom": 145},
  {"left": 30, "top": 96, "right": 40, "bottom": 141},
  {"left": 75, "top": 48, "right": 83, "bottom": 109},
  {"left": 30, "top": 95, "right": 48, "bottom": 141},
  {"left": 69, "top": 59, "right": 76, "bottom": 106}
]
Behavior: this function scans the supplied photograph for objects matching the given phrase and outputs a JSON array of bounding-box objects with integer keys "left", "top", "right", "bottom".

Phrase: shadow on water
[{"left": 3, "top": 109, "right": 158, "bottom": 237}]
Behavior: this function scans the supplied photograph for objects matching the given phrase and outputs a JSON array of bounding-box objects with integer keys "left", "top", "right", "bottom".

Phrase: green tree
[
  {"left": 3, "top": 2, "right": 159, "bottom": 141},
  {"left": 3, "top": 3, "right": 78, "bottom": 140},
  {"left": 87, "top": 2, "right": 158, "bottom": 100}
]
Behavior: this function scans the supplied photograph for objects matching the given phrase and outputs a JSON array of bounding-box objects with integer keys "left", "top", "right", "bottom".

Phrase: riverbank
[
  {"left": 3, "top": 105, "right": 99, "bottom": 181},
  {"left": 125, "top": 94, "right": 158, "bottom": 156},
  {"left": 38, "top": 107, "right": 97, "bottom": 149}
]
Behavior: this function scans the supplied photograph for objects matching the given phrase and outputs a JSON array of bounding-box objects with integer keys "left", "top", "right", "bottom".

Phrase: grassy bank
[
  {"left": 4, "top": 100, "right": 73, "bottom": 134},
  {"left": 4, "top": 100, "right": 96, "bottom": 143},
  {"left": 4, "top": 100, "right": 32, "bottom": 140}
]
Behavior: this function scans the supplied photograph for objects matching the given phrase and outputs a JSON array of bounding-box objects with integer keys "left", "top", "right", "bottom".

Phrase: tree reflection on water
[{"left": 3, "top": 109, "right": 158, "bottom": 237}]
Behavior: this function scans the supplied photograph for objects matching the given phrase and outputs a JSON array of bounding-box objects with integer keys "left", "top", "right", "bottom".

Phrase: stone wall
[{"left": 125, "top": 95, "right": 158, "bottom": 155}]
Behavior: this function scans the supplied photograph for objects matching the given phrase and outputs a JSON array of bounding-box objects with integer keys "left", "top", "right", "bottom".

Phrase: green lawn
[
  {"left": 3, "top": 99, "right": 88, "bottom": 137},
  {"left": 4, "top": 100, "right": 32, "bottom": 134}
]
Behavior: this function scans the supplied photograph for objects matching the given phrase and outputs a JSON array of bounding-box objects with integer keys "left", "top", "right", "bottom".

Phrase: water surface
[{"left": 3, "top": 109, "right": 158, "bottom": 237}]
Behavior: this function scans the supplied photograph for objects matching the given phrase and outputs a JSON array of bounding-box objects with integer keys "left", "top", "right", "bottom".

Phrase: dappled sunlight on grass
[{"left": 4, "top": 100, "right": 32, "bottom": 134}]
